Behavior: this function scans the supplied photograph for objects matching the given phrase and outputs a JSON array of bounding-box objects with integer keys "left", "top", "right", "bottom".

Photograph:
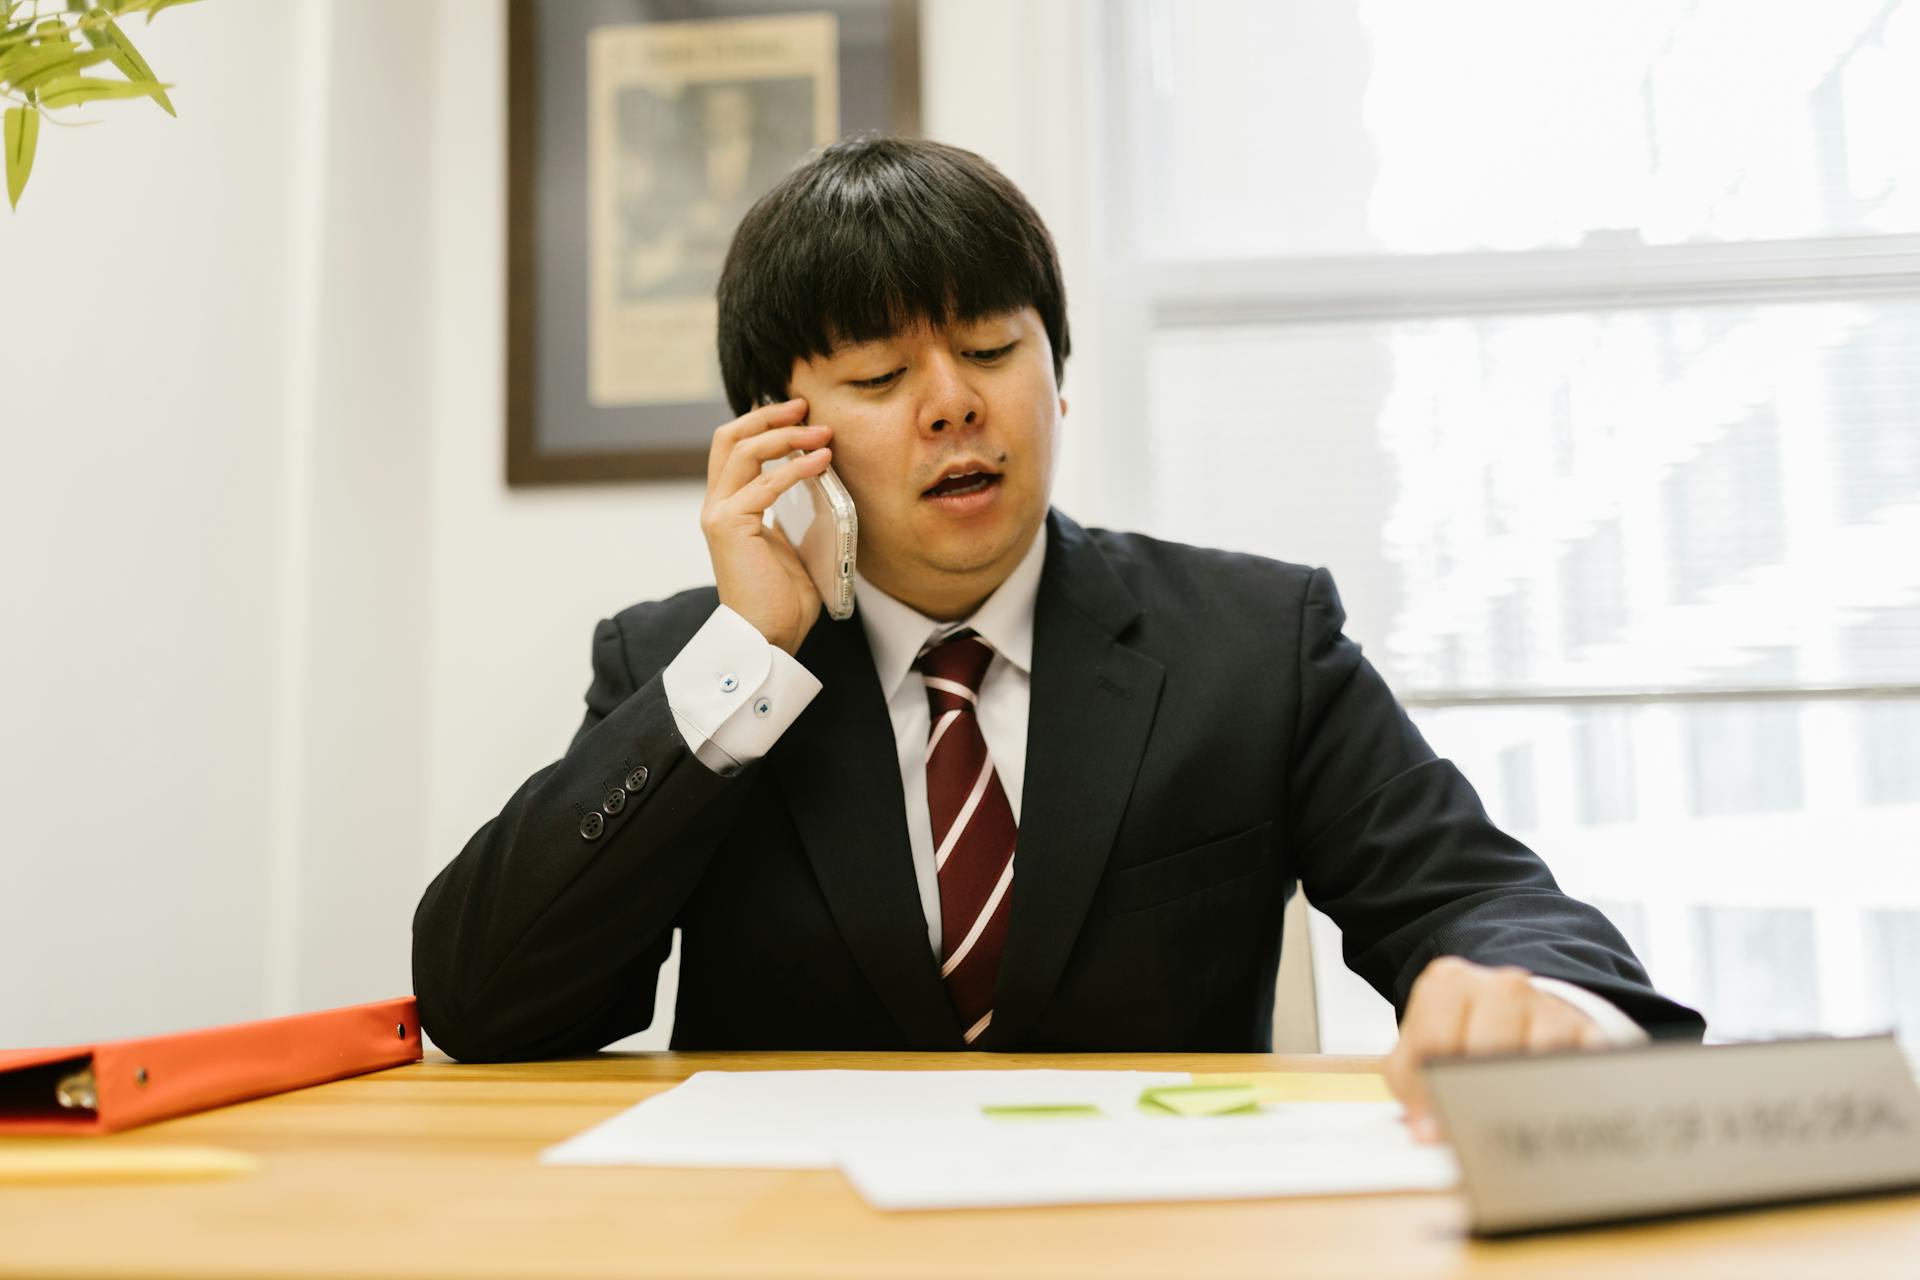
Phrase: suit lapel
[
  {"left": 991, "top": 511, "right": 1166, "bottom": 1048},
  {"left": 772, "top": 612, "right": 964, "bottom": 1049}
]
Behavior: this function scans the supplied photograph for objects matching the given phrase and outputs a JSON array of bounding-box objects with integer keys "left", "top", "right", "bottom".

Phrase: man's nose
[{"left": 919, "top": 354, "right": 986, "bottom": 435}]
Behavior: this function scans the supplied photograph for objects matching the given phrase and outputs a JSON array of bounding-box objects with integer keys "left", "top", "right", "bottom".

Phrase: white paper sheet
[
  {"left": 539, "top": 1069, "right": 1457, "bottom": 1210},
  {"left": 539, "top": 1069, "right": 1186, "bottom": 1170},
  {"left": 836, "top": 1101, "right": 1458, "bottom": 1210}
]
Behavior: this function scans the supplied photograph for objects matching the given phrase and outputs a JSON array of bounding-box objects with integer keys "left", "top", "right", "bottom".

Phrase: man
[{"left": 413, "top": 137, "right": 1703, "bottom": 1134}]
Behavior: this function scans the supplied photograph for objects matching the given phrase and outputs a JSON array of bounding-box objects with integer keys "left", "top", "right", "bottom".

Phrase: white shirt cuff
[
  {"left": 1528, "top": 975, "right": 1651, "bottom": 1048},
  {"left": 663, "top": 604, "right": 822, "bottom": 776}
]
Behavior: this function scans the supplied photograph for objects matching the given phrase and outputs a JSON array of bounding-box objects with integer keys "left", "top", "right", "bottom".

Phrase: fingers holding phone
[{"left": 700, "top": 397, "right": 833, "bottom": 655}]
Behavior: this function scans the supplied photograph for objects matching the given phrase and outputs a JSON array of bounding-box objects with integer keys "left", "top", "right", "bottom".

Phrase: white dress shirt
[{"left": 657, "top": 536, "right": 1645, "bottom": 1047}]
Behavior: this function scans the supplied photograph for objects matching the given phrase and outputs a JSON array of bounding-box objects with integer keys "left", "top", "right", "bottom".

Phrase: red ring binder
[{"left": 0, "top": 997, "right": 421, "bottom": 1135}]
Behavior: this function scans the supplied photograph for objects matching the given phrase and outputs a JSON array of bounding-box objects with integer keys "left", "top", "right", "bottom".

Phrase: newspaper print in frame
[{"left": 586, "top": 15, "right": 840, "bottom": 410}]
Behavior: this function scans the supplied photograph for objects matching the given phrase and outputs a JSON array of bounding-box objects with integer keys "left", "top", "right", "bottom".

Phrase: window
[
  {"left": 1846, "top": 609, "right": 1920, "bottom": 806},
  {"left": 1572, "top": 709, "right": 1636, "bottom": 826},
  {"left": 1105, "top": 0, "right": 1920, "bottom": 1048},
  {"left": 1118, "top": 0, "right": 1920, "bottom": 259},
  {"left": 1690, "top": 907, "right": 1821, "bottom": 1038}
]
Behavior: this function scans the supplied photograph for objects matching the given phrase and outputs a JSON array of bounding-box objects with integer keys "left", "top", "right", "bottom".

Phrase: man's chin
[
  {"left": 861, "top": 508, "right": 1040, "bottom": 599},
  {"left": 914, "top": 505, "right": 1041, "bottom": 572}
]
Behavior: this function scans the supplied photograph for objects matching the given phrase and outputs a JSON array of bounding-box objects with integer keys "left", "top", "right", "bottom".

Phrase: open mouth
[{"left": 922, "top": 470, "right": 1002, "bottom": 499}]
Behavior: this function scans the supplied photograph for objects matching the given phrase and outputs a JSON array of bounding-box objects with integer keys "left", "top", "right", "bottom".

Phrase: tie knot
[{"left": 915, "top": 629, "right": 995, "bottom": 702}]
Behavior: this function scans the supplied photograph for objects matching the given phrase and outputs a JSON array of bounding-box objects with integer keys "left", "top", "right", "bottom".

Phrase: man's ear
[{"left": 1059, "top": 396, "right": 1069, "bottom": 417}]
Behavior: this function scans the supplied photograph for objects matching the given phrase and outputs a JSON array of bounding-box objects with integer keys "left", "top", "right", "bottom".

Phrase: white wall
[
  {"left": 2, "top": 0, "right": 440, "bottom": 1044},
  {"left": 1, "top": 0, "right": 294, "bottom": 1043},
  {"left": 1, "top": 0, "right": 1115, "bottom": 1050}
]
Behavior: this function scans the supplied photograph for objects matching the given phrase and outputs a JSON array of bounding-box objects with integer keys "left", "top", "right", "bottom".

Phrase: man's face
[{"left": 787, "top": 305, "right": 1062, "bottom": 620}]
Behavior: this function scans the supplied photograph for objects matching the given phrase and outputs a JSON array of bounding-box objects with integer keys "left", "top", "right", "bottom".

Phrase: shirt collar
[{"left": 854, "top": 524, "right": 1048, "bottom": 701}]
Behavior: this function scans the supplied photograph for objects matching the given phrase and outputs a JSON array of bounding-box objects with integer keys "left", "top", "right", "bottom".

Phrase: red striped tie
[{"left": 916, "top": 630, "right": 1017, "bottom": 1047}]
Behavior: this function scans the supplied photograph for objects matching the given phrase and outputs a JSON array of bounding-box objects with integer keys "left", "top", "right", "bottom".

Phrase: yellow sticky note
[
  {"left": 0, "top": 1143, "right": 259, "bottom": 1184},
  {"left": 1138, "top": 1084, "right": 1261, "bottom": 1116},
  {"left": 1191, "top": 1071, "right": 1393, "bottom": 1104}
]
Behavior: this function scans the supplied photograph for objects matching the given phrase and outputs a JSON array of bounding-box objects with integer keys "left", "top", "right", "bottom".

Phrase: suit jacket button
[
  {"left": 579, "top": 811, "right": 605, "bottom": 840},
  {"left": 624, "top": 766, "right": 649, "bottom": 793},
  {"left": 602, "top": 788, "right": 626, "bottom": 816}
]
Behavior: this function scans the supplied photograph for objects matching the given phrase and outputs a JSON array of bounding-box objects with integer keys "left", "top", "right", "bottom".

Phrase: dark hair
[{"left": 716, "top": 136, "right": 1071, "bottom": 415}]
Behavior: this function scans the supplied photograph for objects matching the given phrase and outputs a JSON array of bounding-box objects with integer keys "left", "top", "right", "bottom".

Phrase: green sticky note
[
  {"left": 1137, "top": 1084, "right": 1261, "bottom": 1117},
  {"left": 981, "top": 1103, "right": 1104, "bottom": 1121},
  {"left": 1191, "top": 1071, "right": 1393, "bottom": 1103}
]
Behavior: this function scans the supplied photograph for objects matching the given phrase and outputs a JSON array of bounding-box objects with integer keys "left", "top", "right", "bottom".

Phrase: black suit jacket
[{"left": 413, "top": 510, "right": 1703, "bottom": 1061}]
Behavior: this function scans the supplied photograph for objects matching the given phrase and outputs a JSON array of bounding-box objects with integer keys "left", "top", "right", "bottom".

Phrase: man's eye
[
  {"left": 849, "top": 343, "right": 1014, "bottom": 389},
  {"left": 969, "top": 341, "right": 1018, "bottom": 362}
]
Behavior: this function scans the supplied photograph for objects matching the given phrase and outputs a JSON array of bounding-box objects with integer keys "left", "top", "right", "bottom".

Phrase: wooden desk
[{"left": 3, "top": 1051, "right": 1917, "bottom": 1278}]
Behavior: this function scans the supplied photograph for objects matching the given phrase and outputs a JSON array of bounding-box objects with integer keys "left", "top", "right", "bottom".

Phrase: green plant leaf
[
  {"left": 79, "top": 11, "right": 172, "bottom": 115},
  {"left": 0, "top": 25, "right": 43, "bottom": 54},
  {"left": 0, "top": 42, "right": 86, "bottom": 92},
  {"left": 35, "top": 72, "right": 169, "bottom": 108},
  {"left": 143, "top": 0, "right": 200, "bottom": 23},
  {"left": 10, "top": 46, "right": 112, "bottom": 92},
  {"left": 4, "top": 103, "right": 37, "bottom": 208}
]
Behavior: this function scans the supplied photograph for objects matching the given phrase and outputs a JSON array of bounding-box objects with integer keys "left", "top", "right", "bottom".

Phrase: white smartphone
[{"left": 758, "top": 397, "right": 858, "bottom": 621}]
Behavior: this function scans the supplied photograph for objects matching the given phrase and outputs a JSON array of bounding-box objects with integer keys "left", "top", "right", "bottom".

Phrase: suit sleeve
[
  {"left": 411, "top": 612, "right": 746, "bottom": 1062},
  {"left": 1285, "top": 567, "right": 1706, "bottom": 1040}
]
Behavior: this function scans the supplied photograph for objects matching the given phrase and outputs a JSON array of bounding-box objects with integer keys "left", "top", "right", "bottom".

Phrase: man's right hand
[{"left": 701, "top": 398, "right": 835, "bottom": 656}]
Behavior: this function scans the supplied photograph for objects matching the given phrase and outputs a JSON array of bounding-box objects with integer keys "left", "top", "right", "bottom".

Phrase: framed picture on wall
[{"left": 507, "top": 0, "right": 922, "bottom": 486}]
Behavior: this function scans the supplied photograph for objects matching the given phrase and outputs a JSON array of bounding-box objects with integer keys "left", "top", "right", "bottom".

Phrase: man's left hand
[{"left": 1383, "top": 955, "right": 1611, "bottom": 1142}]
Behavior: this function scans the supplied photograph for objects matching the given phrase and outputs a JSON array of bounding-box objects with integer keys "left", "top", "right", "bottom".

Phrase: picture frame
[{"left": 506, "top": 0, "right": 922, "bottom": 486}]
